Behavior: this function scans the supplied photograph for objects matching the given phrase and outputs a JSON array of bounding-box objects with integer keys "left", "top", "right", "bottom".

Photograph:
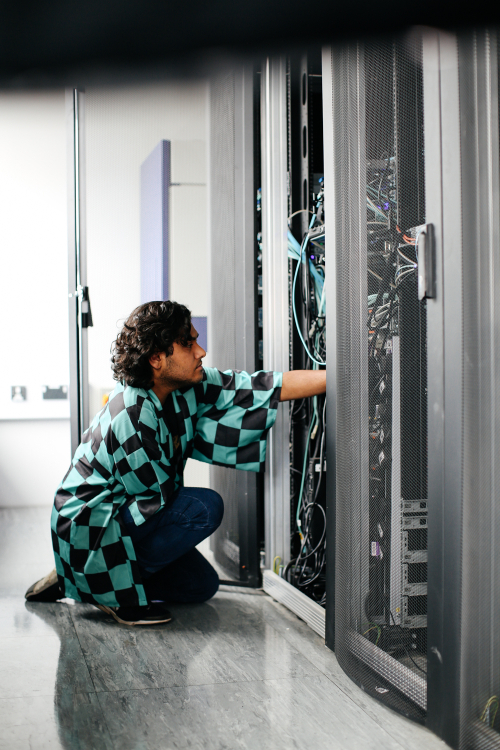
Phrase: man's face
[{"left": 157, "top": 324, "right": 206, "bottom": 389}]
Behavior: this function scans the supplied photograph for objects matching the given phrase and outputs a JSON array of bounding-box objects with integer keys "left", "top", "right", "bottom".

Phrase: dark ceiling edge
[{"left": 0, "top": 1, "right": 498, "bottom": 91}]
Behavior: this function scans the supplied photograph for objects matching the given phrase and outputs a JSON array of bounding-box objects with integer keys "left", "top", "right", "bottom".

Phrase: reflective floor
[{"left": 0, "top": 508, "right": 449, "bottom": 750}]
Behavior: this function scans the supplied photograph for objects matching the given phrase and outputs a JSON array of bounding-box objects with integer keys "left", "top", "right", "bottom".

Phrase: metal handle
[{"left": 417, "top": 223, "right": 435, "bottom": 300}]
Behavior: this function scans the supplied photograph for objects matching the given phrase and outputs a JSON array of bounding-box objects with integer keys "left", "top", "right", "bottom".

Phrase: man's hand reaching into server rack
[{"left": 279, "top": 370, "right": 326, "bottom": 402}]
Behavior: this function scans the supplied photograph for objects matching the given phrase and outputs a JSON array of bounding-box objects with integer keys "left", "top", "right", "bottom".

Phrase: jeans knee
[
  {"left": 204, "top": 489, "right": 224, "bottom": 531},
  {"left": 202, "top": 566, "right": 220, "bottom": 602}
]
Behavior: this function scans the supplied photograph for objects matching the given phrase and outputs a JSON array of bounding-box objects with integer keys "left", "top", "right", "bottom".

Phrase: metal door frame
[
  {"left": 66, "top": 87, "right": 90, "bottom": 454},
  {"left": 422, "top": 29, "right": 463, "bottom": 744},
  {"left": 321, "top": 45, "right": 337, "bottom": 650},
  {"left": 261, "top": 57, "right": 291, "bottom": 569}
]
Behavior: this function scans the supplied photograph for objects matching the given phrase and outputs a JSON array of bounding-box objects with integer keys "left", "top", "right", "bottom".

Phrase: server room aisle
[{"left": 0, "top": 508, "right": 448, "bottom": 750}]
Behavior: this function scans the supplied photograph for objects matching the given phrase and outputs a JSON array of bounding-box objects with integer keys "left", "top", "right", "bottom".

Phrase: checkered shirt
[{"left": 50, "top": 367, "right": 282, "bottom": 607}]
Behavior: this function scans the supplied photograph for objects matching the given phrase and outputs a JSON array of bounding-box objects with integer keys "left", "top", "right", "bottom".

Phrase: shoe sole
[
  {"left": 95, "top": 604, "right": 172, "bottom": 626},
  {"left": 25, "top": 569, "right": 60, "bottom": 600}
]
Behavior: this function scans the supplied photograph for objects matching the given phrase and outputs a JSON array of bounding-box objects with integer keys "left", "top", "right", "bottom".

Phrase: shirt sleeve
[
  {"left": 110, "top": 397, "right": 176, "bottom": 527},
  {"left": 191, "top": 367, "right": 282, "bottom": 472}
]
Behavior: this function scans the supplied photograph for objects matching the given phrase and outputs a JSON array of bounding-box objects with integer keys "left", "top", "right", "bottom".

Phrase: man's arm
[{"left": 279, "top": 370, "right": 326, "bottom": 402}]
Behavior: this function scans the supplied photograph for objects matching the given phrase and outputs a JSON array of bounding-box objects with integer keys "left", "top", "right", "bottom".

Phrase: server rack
[
  {"left": 322, "top": 27, "right": 500, "bottom": 749},
  {"left": 323, "top": 34, "right": 429, "bottom": 721},
  {"left": 208, "top": 65, "right": 263, "bottom": 586},
  {"left": 208, "top": 30, "right": 500, "bottom": 749},
  {"left": 259, "top": 55, "right": 328, "bottom": 630},
  {"left": 285, "top": 53, "right": 327, "bottom": 607}
]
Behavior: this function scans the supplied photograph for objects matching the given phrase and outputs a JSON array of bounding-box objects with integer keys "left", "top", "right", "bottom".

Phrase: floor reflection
[{"left": 0, "top": 508, "right": 449, "bottom": 750}]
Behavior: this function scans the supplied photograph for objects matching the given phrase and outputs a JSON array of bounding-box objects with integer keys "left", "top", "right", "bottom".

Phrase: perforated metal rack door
[
  {"left": 326, "top": 35, "right": 428, "bottom": 721},
  {"left": 208, "top": 66, "right": 262, "bottom": 585}
]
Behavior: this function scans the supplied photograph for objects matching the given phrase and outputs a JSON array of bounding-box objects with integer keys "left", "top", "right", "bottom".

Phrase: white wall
[
  {"left": 0, "top": 82, "right": 212, "bottom": 508},
  {"left": 85, "top": 82, "right": 210, "bottom": 393},
  {"left": 0, "top": 420, "right": 71, "bottom": 506},
  {"left": 85, "top": 82, "right": 211, "bottom": 488},
  {"left": 0, "top": 90, "right": 71, "bottom": 507}
]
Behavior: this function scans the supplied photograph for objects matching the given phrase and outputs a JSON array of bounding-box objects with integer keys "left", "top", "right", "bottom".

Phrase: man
[{"left": 26, "top": 301, "right": 326, "bottom": 625}]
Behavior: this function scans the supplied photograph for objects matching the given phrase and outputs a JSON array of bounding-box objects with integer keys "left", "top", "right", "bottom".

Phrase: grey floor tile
[
  {"left": 0, "top": 635, "right": 95, "bottom": 699},
  {"left": 69, "top": 595, "right": 320, "bottom": 692},
  {"left": 97, "top": 673, "right": 407, "bottom": 750},
  {"left": 0, "top": 598, "right": 76, "bottom": 639},
  {"left": 260, "top": 596, "right": 449, "bottom": 750},
  {"left": 0, "top": 693, "right": 114, "bottom": 750},
  {"left": 0, "top": 508, "right": 449, "bottom": 750}
]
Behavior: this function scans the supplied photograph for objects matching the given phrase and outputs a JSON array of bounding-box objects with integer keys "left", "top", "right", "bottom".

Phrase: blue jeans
[{"left": 120, "top": 487, "right": 224, "bottom": 605}]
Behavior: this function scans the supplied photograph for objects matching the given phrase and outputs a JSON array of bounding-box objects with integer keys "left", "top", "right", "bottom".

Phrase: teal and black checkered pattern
[
  {"left": 51, "top": 367, "right": 282, "bottom": 607},
  {"left": 193, "top": 369, "right": 281, "bottom": 471}
]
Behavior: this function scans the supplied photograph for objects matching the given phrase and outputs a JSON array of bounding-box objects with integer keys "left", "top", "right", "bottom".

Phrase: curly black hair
[{"left": 111, "top": 301, "right": 192, "bottom": 389}]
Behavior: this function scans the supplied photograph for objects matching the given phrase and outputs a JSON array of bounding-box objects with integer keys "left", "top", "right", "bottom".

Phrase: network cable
[
  {"left": 286, "top": 188, "right": 327, "bottom": 603},
  {"left": 288, "top": 191, "right": 326, "bottom": 367}
]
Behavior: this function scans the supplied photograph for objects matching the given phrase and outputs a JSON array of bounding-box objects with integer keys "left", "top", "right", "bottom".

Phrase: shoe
[
  {"left": 25, "top": 568, "right": 63, "bottom": 602},
  {"left": 95, "top": 602, "right": 172, "bottom": 626}
]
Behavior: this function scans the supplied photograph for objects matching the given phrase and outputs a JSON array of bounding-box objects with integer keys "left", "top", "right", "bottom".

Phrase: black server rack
[
  {"left": 208, "top": 65, "right": 263, "bottom": 587},
  {"left": 206, "top": 27, "right": 500, "bottom": 750},
  {"left": 324, "top": 35, "right": 429, "bottom": 721},
  {"left": 323, "top": 27, "right": 500, "bottom": 750}
]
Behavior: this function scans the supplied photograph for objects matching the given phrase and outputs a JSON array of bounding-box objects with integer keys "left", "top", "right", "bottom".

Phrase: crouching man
[{"left": 26, "top": 301, "right": 326, "bottom": 625}]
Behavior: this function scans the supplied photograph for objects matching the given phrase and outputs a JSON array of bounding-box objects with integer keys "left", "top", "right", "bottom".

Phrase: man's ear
[{"left": 149, "top": 351, "right": 163, "bottom": 371}]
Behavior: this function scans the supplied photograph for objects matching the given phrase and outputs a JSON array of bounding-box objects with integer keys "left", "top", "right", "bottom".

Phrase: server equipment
[
  {"left": 208, "top": 28, "right": 500, "bottom": 750},
  {"left": 284, "top": 53, "right": 327, "bottom": 607},
  {"left": 257, "top": 54, "right": 328, "bottom": 632}
]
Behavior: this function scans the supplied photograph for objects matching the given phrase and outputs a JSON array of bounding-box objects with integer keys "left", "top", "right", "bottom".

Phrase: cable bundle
[{"left": 286, "top": 191, "right": 327, "bottom": 605}]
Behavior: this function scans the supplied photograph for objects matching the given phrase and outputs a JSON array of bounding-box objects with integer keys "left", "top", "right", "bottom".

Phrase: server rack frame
[
  {"left": 424, "top": 29, "right": 500, "bottom": 750},
  {"left": 457, "top": 30, "right": 500, "bottom": 750},
  {"left": 422, "top": 29, "right": 463, "bottom": 745},
  {"left": 321, "top": 46, "right": 337, "bottom": 650},
  {"left": 260, "top": 57, "right": 292, "bottom": 571},
  {"left": 322, "top": 42, "right": 370, "bottom": 654},
  {"left": 208, "top": 64, "right": 263, "bottom": 587}
]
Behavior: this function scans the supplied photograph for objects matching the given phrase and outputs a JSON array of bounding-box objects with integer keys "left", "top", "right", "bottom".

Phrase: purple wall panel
[
  {"left": 140, "top": 140, "right": 170, "bottom": 303},
  {"left": 192, "top": 316, "right": 208, "bottom": 353}
]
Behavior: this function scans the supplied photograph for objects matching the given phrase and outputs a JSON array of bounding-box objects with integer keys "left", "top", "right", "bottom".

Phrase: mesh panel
[
  {"left": 208, "top": 70, "right": 240, "bottom": 577},
  {"left": 208, "top": 69, "right": 260, "bottom": 582},
  {"left": 458, "top": 30, "right": 500, "bottom": 750},
  {"left": 332, "top": 35, "right": 428, "bottom": 720}
]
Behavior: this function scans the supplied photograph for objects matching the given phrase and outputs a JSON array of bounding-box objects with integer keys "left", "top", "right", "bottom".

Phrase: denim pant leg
[
  {"left": 120, "top": 486, "right": 224, "bottom": 604},
  {"left": 143, "top": 547, "right": 221, "bottom": 604}
]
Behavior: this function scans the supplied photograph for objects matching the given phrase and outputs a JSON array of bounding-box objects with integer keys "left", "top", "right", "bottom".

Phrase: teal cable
[
  {"left": 296, "top": 412, "right": 316, "bottom": 530},
  {"left": 292, "top": 224, "right": 325, "bottom": 366}
]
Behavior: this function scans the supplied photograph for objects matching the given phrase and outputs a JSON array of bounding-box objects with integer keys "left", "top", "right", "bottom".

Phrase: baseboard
[{"left": 262, "top": 569, "right": 326, "bottom": 638}]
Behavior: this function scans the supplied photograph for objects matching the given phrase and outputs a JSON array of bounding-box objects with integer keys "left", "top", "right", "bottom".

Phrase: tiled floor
[{"left": 0, "top": 507, "right": 449, "bottom": 750}]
